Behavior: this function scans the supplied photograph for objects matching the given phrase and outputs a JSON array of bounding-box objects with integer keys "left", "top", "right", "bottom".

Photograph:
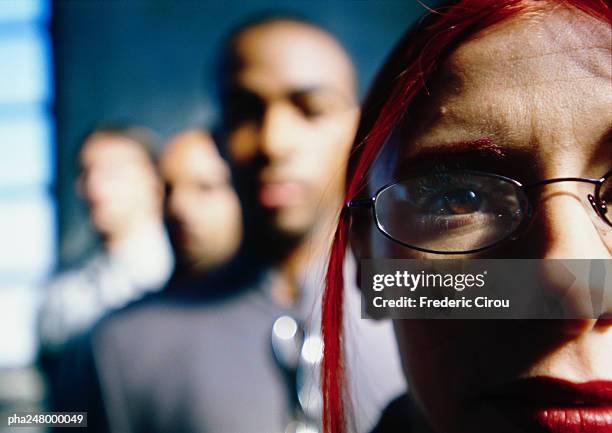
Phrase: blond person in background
[
  {"left": 160, "top": 128, "right": 242, "bottom": 283},
  {"left": 38, "top": 126, "right": 173, "bottom": 354}
]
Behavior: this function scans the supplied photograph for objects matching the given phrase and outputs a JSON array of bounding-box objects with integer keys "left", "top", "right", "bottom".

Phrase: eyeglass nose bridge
[
  {"left": 587, "top": 194, "right": 606, "bottom": 218},
  {"left": 516, "top": 179, "right": 607, "bottom": 240},
  {"left": 508, "top": 202, "right": 533, "bottom": 242},
  {"left": 525, "top": 177, "right": 606, "bottom": 214}
]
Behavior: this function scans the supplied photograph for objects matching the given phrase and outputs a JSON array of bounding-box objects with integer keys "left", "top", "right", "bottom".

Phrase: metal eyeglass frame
[{"left": 347, "top": 169, "right": 612, "bottom": 254}]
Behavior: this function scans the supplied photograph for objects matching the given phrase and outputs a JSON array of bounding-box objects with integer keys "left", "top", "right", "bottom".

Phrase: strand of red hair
[{"left": 321, "top": 1, "right": 611, "bottom": 432}]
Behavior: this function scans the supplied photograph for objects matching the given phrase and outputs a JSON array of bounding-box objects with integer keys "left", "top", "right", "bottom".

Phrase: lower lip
[
  {"left": 534, "top": 406, "right": 612, "bottom": 433},
  {"left": 498, "top": 403, "right": 612, "bottom": 433},
  {"left": 258, "top": 182, "right": 305, "bottom": 208}
]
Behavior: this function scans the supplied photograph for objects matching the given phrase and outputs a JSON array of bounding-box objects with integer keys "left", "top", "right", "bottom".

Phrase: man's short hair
[
  {"left": 215, "top": 12, "right": 317, "bottom": 88},
  {"left": 78, "top": 123, "right": 161, "bottom": 166},
  {"left": 211, "top": 13, "right": 343, "bottom": 155}
]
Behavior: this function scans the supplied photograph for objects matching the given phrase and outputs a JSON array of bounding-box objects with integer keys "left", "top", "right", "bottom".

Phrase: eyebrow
[
  {"left": 406, "top": 138, "right": 507, "bottom": 160},
  {"left": 227, "top": 84, "right": 353, "bottom": 105},
  {"left": 394, "top": 137, "right": 512, "bottom": 176},
  {"left": 289, "top": 85, "right": 348, "bottom": 97}
]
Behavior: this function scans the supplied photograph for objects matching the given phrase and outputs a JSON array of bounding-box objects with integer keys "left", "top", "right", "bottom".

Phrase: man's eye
[
  {"left": 303, "top": 106, "right": 326, "bottom": 118},
  {"left": 197, "top": 182, "right": 215, "bottom": 193},
  {"left": 292, "top": 94, "right": 335, "bottom": 119},
  {"left": 294, "top": 101, "right": 326, "bottom": 118}
]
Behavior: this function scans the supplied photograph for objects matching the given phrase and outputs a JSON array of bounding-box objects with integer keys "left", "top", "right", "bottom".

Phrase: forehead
[
  {"left": 161, "top": 137, "right": 228, "bottom": 182},
  {"left": 449, "top": 7, "right": 611, "bottom": 91},
  {"left": 81, "top": 135, "right": 150, "bottom": 165},
  {"left": 407, "top": 7, "right": 611, "bottom": 160},
  {"left": 230, "top": 21, "right": 355, "bottom": 98}
]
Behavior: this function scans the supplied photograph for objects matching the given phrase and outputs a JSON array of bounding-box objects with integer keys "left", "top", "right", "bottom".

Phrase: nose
[
  {"left": 525, "top": 186, "right": 610, "bottom": 259},
  {"left": 522, "top": 186, "right": 612, "bottom": 329},
  {"left": 258, "top": 103, "right": 298, "bottom": 162}
]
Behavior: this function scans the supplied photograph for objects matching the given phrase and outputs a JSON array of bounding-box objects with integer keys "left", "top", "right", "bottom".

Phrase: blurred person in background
[
  {"left": 38, "top": 125, "right": 173, "bottom": 356},
  {"left": 56, "top": 16, "right": 405, "bottom": 433},
  {"left": 160, "top": 128, "right": 242, "bottom": 283}
]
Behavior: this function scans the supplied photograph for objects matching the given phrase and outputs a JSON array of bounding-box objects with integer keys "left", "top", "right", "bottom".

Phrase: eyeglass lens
[{"left": 375, "top": 172, "right": 529, "bottom": 253}]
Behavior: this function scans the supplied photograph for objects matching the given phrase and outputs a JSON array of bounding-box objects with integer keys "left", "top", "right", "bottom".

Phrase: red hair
[{"left": 321, "top": 1, "right": 611, "bottom": 432}]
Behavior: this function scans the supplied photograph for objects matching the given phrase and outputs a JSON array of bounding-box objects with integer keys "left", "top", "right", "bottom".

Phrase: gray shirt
[{"left": 75, "top": 257, "right": 405, "bottom": 433}]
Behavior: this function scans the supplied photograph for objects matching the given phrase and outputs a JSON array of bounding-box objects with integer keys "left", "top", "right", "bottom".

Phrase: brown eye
[
  {"left": 427, "top": 189, "right": 483, "bottom": 215},
  {"left": 292, "top": 95, "right": 327, "bottom": 118}
]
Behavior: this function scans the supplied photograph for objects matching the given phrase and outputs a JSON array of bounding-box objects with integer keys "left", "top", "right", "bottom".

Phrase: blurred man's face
[
  {"left": 161, "top": 130, "right": 242, "bottom": 272},
  {"left": 223, "top": 21, "right": 359, "bottom": 240},
  {"left": 78, "top": 133, "right": 161, "bottom": 237}
]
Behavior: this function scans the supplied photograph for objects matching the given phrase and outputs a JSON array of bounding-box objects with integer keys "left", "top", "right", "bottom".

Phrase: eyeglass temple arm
[
  {"left": 524, "top": 176, "right": 602, "bottom": 189},
  {"left": 347, "top": 197, "right": 375, "bottom": 209}
]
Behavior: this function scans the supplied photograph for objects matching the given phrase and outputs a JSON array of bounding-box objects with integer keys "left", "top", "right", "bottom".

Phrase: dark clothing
[
  {"left": 48, "top": 333, "right": 108, "bottom": 433},
  {"left": 370, "top": 393, "right": 439, "bottom": 433},
  {"left": 370, "top": 393, "right": 411, "bottom": 433}
]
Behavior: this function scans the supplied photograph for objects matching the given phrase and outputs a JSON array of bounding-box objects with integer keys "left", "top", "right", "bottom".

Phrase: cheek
[
  {"left": 223, "top": 194, "right": 243, "bottom": 221},
  {"left": 393, "top": 321, "right": 459, "bottom": 417},
  {"left": 393, "top": 321, "right": 489, "bottom": 427},
  {"left": 105, "top": 180, "right": 135, "bottom": 203},
  {"left": 316, "top": 112, "right": 357, "bottom": 158},
  {"left": 306, "top": 115, "right": 357, "bottom": 186},
  {"left": 205, "top": 196, "right": 238, "bottom": 222},
  {"left": 369, "top": 226, "right": 424, "bottom": 259}
]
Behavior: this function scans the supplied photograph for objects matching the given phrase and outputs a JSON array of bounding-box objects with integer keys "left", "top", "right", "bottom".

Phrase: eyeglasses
[{"left": 348, "top": 170, "right": 612, "bottom": 254}]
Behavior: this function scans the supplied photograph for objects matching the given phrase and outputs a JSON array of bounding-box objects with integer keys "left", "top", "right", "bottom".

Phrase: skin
[
  {"left": 223, "top": 20, "right": 359, "bottom": 243},
  {"left": 78, "top": 133, "right": 162, "bottom": 246},
  {"left": 221, "top": 20, "right": 359, "bottom": 305},
  {"left": 354, "top": 6, "right": 612, "bottom": 433},
  {"left": 160, "top": 129, "right": 242, "bottom": 275}
]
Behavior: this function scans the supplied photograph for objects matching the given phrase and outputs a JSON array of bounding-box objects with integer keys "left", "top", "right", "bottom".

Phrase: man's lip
[
  {"left": 257, "top": 180, "right": 307, "bottom": 208},
  {"left": 487, "top": 377, "right": 612, "bottom": 407}
]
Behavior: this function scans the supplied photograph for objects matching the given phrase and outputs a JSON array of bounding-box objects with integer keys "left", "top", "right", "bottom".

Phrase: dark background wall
[{"left": 51, "top": 0, "right": 430, "bottom": 267}]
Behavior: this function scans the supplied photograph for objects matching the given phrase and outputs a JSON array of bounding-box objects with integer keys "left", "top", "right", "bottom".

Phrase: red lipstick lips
[{"left": 488, "top": 377, "right": 612, "bottom": 433}]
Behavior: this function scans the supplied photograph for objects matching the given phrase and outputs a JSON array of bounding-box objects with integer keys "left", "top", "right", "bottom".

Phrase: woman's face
[{"left": 358, "top": 7, "right": 612, "bottom": 433}]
